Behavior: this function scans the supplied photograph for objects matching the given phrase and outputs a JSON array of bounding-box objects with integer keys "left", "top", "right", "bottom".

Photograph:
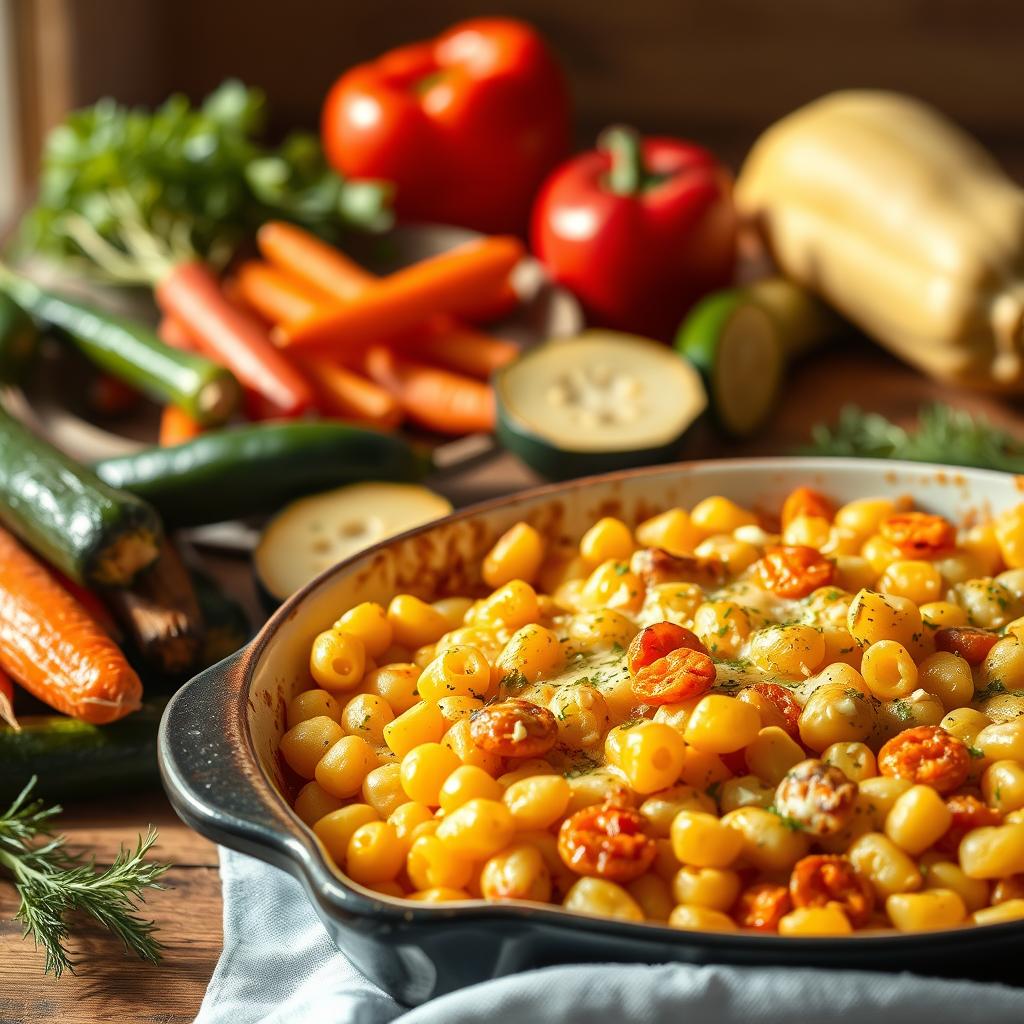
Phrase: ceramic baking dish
[{"left": 159, "top": 457, "right": 1024, "bottom": 1004}]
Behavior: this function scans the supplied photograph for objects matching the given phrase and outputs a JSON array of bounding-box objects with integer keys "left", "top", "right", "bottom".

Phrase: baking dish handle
[{"left": 158, "top": 648, "right": 301, "bottom": 868}]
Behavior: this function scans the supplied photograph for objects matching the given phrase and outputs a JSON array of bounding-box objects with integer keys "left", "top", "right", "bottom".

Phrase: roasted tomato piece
[
  {"left": 629, "top": 547, "right": 726, "bottom": 588},
  {"left": 934, "top": 627, "right": 1000, "bottom": 666},
  {"left": 750, "top": 682, "right": 802, "bottom": 737},
  {"left": 781, "top": 486, "right": 835, "bottom": 529},
  {"left": 470, "top": 699, "right": 557, "bottom": 758},
  {"left": 877, "top": 725, "right": 971, "bottom": 794},
  {"left": 557, "top": 801, "right": 655, "bottom": 883},
  {"left": 879, "top": 512, "right": 956, "bottom": 559},
  {"left": 734, "top": 882, "right": 792, "bottom": 932},
  {"left": 789, "top": 854, "right": 875, "bottom": 928},
  {"left": 756, "top": 545, "right": 835, "bottom": 599},
  {"left": 627, "top": 621, "right": 706, "bottom": 674},
  {"left": 935, "top": 794, "right": 1002, "bottom": 855},
  {"left": 774, "top": 759, "right": 857, "bottom": 836},
  {"left": 631, "top": 647, "right": 716, "bottom": 706}
]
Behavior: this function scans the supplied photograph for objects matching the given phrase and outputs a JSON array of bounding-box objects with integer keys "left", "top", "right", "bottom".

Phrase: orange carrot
[
  {"left": 276, "top": 236, "right": 525, "bottom": 350},
  {"left": 0, "top": 526, "right": 142, "bottom": 723},
  {"left": 258, "top": 221, "right": 376, "bottom": 302},
  {"left": 48, "top": 567, "right": 122, "bottom": 641},
  {"left": 364, "top": 346, "right": 495, "bottom": 435},
  {"left": 298, "top": 356, "right": 403, "bottom": 428},
  {"left": 457, "top": 278, "right": 521, "bottom": 324},
  {"left": 397, "top": 320, "right": 519, "bottom": 380},
  {"left": 0, "top": 667, "right": 18, "bottom": 730},
  {"left": 234, "top": 260, "right": 335, "bottom": 325},
  {"left": 156, "top": 261, "right": 314, "bottom": 417},
  {"left": 159, "top": 404, "right": 205, "bottom": 446},
  {"left": 158, "top": 314, "right": 196, "bottom": 352}
]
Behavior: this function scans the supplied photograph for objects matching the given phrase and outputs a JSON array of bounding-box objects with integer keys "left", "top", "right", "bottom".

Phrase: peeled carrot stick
[
  {"left": 156, "top": 261, "right": 314, "bottom": 417},
  {"left": 159, "top": 404, "right": 204, "bottom": 446},
  {"left": 364, "top": 346, "right": 495, "bottom": 435},
  {"left": 258, "top": 221, "right": 376, "bottom": 302},
  {"left": 234, "top": 260, "right": 335, "bottom": 325},
  {"left": 0, "top": 668, "right": 18, "bottom": 730},
  {"left": 277, "top": 236, "right": 525, "bottom": 351},
  {"left": 0, "top": 526, "right": 142, "bottom": 723},
  {"left": 298, "top": 356, "right": 403, "bottom": 428}
]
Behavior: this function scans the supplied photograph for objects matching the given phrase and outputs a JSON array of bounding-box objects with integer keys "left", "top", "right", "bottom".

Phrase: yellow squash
[{"left": 736, "top": 91, "right": 1024, "bottom": 390}]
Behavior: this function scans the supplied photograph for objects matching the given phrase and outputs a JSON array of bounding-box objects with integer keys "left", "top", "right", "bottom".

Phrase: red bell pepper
[
  {"left": 321, "top": 18, "right": 570, "bottom": 235},
  {"left": 531, "top": 127, "right": 737, "bottom": 338}
]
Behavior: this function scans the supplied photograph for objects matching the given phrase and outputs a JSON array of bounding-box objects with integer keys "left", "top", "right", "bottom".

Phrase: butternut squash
[{"left": 736, "top": 91, "right": 1024, "bottom": 391}]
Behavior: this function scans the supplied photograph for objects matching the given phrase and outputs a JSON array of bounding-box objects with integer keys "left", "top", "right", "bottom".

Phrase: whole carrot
[
  {"left": 257, "top": 221, "right": 375, "bottom": 302},
  {"left": 299, "top": 356, "right": 402, "bottom": 428},
  {"left": 0, "top": 526, "right": 142, "bottom": 724},
  {"left": 156, "top": 262, "right": 314, "bottom": 417},
  {"left": 276, "top": 236, "right": 524, "bottom": 350},
  {"left": 395, "top": 320, "right": 519, "bottom": 380},
  {"left": 234, "top": 260, "right": 334, "bottom": 325},
  {"left": 159, "top": 405, "right": 204, "bottom": 446},
  {"left": 364, "top": 346, "right": 495, "bottom": 435}
]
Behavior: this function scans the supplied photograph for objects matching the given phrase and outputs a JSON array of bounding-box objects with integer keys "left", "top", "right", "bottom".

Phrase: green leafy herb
[
  {"left": 563, "top": 752, "right": 602, "bottom": 780},
  {"left": 0, "top": 778, "right": 168, "bottom": 978},
  {"left": 975, "top": 680, "right": 1009, "bottom": 701},
  {"left": 499, "top": 669, "right": 531, "bottom": 698},
  {"left": 767, "top": 806, "right": 805, "bottom": 833},
  {"left": 890, "top": 699, "right": 913, "bottom": 722},
  {"left": 804, "top": 403, "right": 1024, "bottom": 474},
  {"left": 966, "top": 745, "right": 985, "bottom": 760},
  {"left": 19, "top": 80, "right": 392, "bottom": 283}
]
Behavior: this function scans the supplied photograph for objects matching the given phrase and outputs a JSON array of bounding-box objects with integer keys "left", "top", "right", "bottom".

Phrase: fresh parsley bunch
[{"left": 18, "top": 80, "right": 391, "bottom": 282}]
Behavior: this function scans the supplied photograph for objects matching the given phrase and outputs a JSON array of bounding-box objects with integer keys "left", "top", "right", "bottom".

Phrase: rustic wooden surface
[{"left": 4, "top": 340, "right": 1024, "bottom": 1023}]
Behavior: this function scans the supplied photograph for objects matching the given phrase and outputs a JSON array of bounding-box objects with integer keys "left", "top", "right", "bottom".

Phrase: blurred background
[{"left": 4, "top": 0, "right": 1024, "bottom": 229}]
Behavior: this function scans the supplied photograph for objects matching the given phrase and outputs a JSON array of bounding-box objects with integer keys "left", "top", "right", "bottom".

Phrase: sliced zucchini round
[
  {"left": 675, "top": 288, "right": 784, "bottom": 438},
  {"left": 255, "top": 483, "right": 452, "bottom": 603},
  {"left": 494, "top": 331, "right": 707, "bottom": 480}
]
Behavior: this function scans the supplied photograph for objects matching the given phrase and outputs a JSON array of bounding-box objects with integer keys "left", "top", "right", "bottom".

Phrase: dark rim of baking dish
[{"left": 160, "top": 456, "right": 1024, "bottom": 951}]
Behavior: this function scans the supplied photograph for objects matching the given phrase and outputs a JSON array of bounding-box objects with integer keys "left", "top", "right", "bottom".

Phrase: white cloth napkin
[{"left": 196, "top": 848, "right": 1024, "bottom": 1024}]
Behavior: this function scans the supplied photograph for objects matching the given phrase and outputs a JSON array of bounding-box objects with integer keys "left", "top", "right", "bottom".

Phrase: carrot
[
  {"left": 257, "top": 221, "right": 375, "bottom": 302},
  {"left": 276, "top": 236, "right": 525, "bottom": 350},
  {"left": 48, "top": 567, "right": 122, "bottom": 641},
  {"left": 0, "top": 526, "right": 142, "bottom": 723},
  {"left": 398, "top": 320, "right": 519, "bottom": 380},
  {"left": 233, "top": 260, "right": 335, "bottom": 325},
  {"left": 0, "top": 667, "right": 18, "bottom": 730},
  {"left": 364, "top": 346, "right": 495, "bottom": 435},
  {"left": 157, "top": 314, "right": 196, "bottom": 352},
  {"left": 159, "top": 404, "right": 204, "bottom": 446},
  {"left": 295, "top": 355, "right": 402, "bottom": 428},
  {"left": 155, "top": 261, "right": 315, "bottom": 418},
  {"left": 457, "top": 278, "right": 520, "bottom": 324}
]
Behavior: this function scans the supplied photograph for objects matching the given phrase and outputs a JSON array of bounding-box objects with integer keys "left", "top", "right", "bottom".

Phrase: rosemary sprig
[
  {"left": 0, "top": 777, "right": 169, "bottom": 978},
  {"left": 805, "top": 403, "right": 1024, "bottom": 473}
]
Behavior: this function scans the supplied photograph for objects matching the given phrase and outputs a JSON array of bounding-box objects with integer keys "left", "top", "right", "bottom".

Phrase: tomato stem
[{"left": 601, "top": 126, "right": 647, "bottom": 196}]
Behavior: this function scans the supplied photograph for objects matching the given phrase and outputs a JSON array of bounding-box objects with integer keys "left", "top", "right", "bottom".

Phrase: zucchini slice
[
  {"left": 494, "top": 331, "right": 707, "bottom": 479},
  {"left": 675, "top": 288, "right": 784, "bottom": 438},
  {"left": 255, "top": 483, "right": 452, "bottom": 603}
]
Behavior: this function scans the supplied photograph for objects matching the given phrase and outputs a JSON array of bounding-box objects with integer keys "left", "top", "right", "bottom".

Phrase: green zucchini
[
  {"left": 0, "top": 699, "right": 165, "bottom": 803},
  {"left": 0, "top": 407, "right": 162, "bottom": 586},
  {"left": 675, "top": 278, "right": 835, "bottom": 437},
  {"left": 255, "top": 482, "right": 452, "bottom": 603},
  {"left": 494, "top": 331, "right": 707, "bottom": 480},
  {"left": 93, "top": 421, "right": 425, "bottom": 527},
  {"left": 191, "top": 568, "right": 251, "bottom": 665},
  {"left": 0, "top": 267, "right": 240, "bottom": 426},
  {"left": 0, "top": 291, "right": 39, "bottom": 384}
]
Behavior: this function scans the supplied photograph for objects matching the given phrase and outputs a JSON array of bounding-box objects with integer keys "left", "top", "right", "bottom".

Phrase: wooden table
[{"left": 4, "top": 341, "right": 1024, "bottom": 1023}]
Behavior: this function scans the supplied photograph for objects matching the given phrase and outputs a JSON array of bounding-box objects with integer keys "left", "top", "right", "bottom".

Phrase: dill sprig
[
  {"left": 805, "top": 403, "right": 1024, "bottom": 473},
  {"left": 0, "top": 777, "right": 169, "bottom": 978}
]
